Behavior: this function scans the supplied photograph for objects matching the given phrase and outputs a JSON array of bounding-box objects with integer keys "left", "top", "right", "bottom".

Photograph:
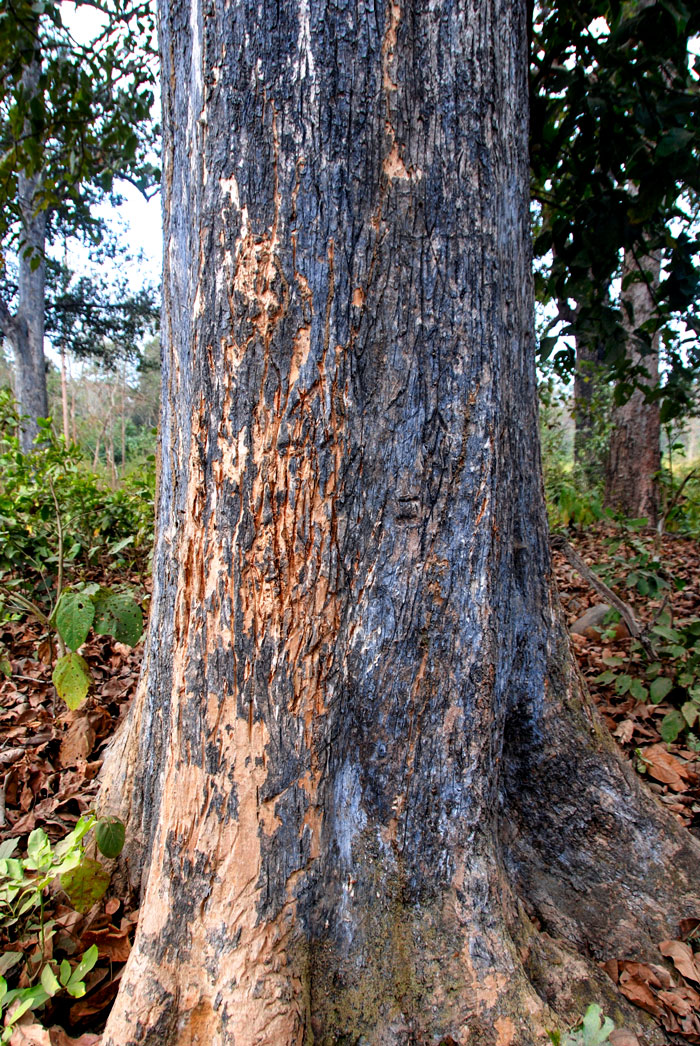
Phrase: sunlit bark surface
[{"left": 100, "top": 1, "right": 700, "bottom": 1043}]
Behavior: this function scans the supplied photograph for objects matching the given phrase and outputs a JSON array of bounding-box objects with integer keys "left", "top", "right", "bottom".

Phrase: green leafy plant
[
  {"left": 51, "top": 583, "right": 143, "bottom": 709},
  {"left": 548, "top": 1004, "right": 615, "bottom": 1046},
  {"left": 0, "top": 389, "right": 154, "bottom": 615},
  {"left": 0, "top": 814, "right": 125, "bottom": 1038},
  {"left": 597, "top": 612, "right": 700, "bottom": 749}
]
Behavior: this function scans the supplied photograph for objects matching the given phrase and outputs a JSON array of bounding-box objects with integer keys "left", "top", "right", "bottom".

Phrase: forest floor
[{"left": 0, "top": 525, "right": 699, "bottom": 1043}]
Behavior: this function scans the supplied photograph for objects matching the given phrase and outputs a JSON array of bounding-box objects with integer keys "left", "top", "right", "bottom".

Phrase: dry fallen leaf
[
  {"left": 613, "top": 720, "right": 635, "bottom": 744},
  {"left": 639, "top": 744, "right": 691, "bottom": 792},
  {"left": 49, "top": 1030, "right": 101, "bottom": 1046},
  {"left": 618, "top": 960, "right": 670, "bottom": 988},
  {"left": 618, "top": 971, "right": 664, "bottom": 1016},
  {"left": 80, "top": 928, "right": 131, "bottom": 964},
  {"left": 9, "top": 1026, "right": 50, "bottom": 1046},
  {"left": 659, "top": 939, "right": 700, "bottom": 984},
  {"left": 58, "top": 718, "right": 96, "bottom": 770},
  {"left": 608, "top": 1031, "right": 640, "bottom": 1046}
]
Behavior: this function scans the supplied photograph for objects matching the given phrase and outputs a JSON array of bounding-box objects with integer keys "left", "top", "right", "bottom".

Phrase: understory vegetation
[{"left": 0, "top": 380, "right": 697, "bottom": 1041}]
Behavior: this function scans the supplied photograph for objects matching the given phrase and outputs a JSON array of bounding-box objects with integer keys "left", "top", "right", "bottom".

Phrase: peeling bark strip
[{"left": 100, "top": 0, "right": 700, "bottom": 1043}]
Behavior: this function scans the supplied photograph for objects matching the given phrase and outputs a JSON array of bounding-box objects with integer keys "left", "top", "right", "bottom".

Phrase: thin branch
[
  {"left": 0, "top": 298, "right": 18, "bottom": 342},
  {"left": 550, "top": 533, "right": 651, "bottom": 652},
  {"left": 659, "top": 467, "right": 698, "bottom": 536}
]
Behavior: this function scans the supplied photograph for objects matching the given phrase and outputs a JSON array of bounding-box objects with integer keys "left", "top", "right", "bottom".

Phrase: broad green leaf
[
  {"left": 656, "top": 128, "right": 694, "bottom": 157},
  {"left": 40, "top": 963, "right": 60, "bottom": 997},
  {"left": 52, "top": 653, "right": 92, "bottom": 710},
  {"left": 649, "top": 676, "right": 673, "bottom": 704},
  {"left": 110, "top": 535, "right": 134, "bottom": 555},
  {"left": 60, "top": 859, "right": 110, "bottom": 913},
  {"left": 682, "top": 702, "right": 699, "bottom": 728},
  {"left": 66, "top": 945, "right": 99, "bottom": 997},
  {"left": 93, "top": 589, "right": 143, "bottom": 646},
  {"left": 580, "top": 1002, "right": 614, "bottom": 1044},
  {"left": 660, "top": 710, "right": 685, "bottom": 744},
  {"left": 95, "top": 817, "right": 125, "bottom": 859},
  {"left": 629, "top": 679, "right": 648, "bottom": 702},
  {"left": 0, "top": 839, "right": 18, "bottom": 861},
  {"left": 26, "top": 828, "right": 51, "bottom": 871},
  {"left": 55, "top": 590, "right": 95, "bottom": 651},
  {"left": 652, "top": 625, "right": 682, "bottom": 643},
  {"left": 54, "top": 814, "right": 96, "bottom": 859},
  {"left": 4, "top": 984, "right": 49, "bottom": 1026}
]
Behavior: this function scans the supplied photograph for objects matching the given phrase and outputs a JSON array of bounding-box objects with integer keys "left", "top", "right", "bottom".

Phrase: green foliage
[
  {"left": 662, "top": 467, "right": 700, "bottom": 538},
  {"left": 0, "top": 390, "right": 149, "bottom": 709},
  {"left": 532, "top": 1, "right": 700, "bottom": 421},
  {"left": 94, "top": 817, "right": 126, "bottom": 860},
  {"left": 548, "top": 1004, "right": 615, "bottom": 1046},
  {"left": 92, "top": 588, "right": 143, "bottom": 646},
  {"left": 597, "top": 608, "right": 700, "bottom": 748},
  {"left": 539, "top": 375, "right": 608, "bottom": 530},
  {"left": 0, "top": 0, "right": 159, "bottom": 252},
  {"left": 49, "top": 584, "right": 143, "bottom": 707},
  {"left": 0, "top": 815, "right": 124, "bottom": 1038},
  {"left": 0, "top": 389, "right": 155, "bottom": 605},
  {"left": 51, "top": 651, "right": 92, "bottom": 709},
  {"left": 54, "top": 589, "right": 95, "bottom": 650},
  {"left": 60, "top": 859, "right": 111, "bottom": 914}
]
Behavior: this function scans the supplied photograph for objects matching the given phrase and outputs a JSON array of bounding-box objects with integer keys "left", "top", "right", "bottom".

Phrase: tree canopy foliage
[
  {"left": 0, "top": 0, "right": 159, "bottom": 255},
  {"left": 531, "top": 0, "right": 700, "bottom": 421}
]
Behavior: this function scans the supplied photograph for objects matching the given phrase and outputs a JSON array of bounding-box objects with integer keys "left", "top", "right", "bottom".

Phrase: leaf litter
[
  {"left": 556, "top": 524, "right": 700, "bottom": 1044},
  {"left": 0, "top": 571, "right": 144, "bottom": 1044},
  {"left": 2, "top": 530, "right": 700, "bottom": 1040}
]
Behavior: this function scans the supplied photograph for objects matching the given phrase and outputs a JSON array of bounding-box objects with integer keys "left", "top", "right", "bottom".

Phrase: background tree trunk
[
  {"left": 100, "top": 0, "right": 700, "bottom": 1043},
  {"left": 15, "top": 56, "right": 49, "bottom": 452},
  {"left": 604, "top": 251, "right": 661, "bottom": 524},
  {"left": 573, "top": 327, "right": 606, "bottom": 490}
]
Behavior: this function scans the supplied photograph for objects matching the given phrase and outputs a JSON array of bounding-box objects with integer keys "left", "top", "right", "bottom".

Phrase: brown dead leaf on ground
[
  {"left": 618, "top": 970, "right": 665, "bottom": 1016},
  {"left": 639, "top": 744, "right": 694, "bottom": 792},
  {"left": 609, "top": 1031, "right": 641, "bottom": 1046},
  {"left": 80, "top": 927, "right": 131, "bottom": 963},
  {"left": 659, "top": 939, "right": 700, "bottom": 985},
  {"left": 9, "top": 1028, "right": 100, "bottom": 1046},
  {"left": 57, "top": 719, "right": 96, "bottom": 770}
]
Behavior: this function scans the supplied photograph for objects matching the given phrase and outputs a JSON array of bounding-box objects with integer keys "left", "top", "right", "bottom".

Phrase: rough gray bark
[
  {"left": 0, "top": 57, "right": 49, "bottom": 452},
  {"left": 99, "top": 0, "right": 700, "bottom": 1043},
  {"left": 604, "top": 251, "right": 661, "bottom": 524}
]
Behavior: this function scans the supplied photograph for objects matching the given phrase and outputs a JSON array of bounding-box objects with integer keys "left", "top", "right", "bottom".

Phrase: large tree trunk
[
  {"left": 604, "top": 251, "right": 661, "bottom": 524},
  {"left": 100, "top": 0, "right": 700, "bottom": 1043}
]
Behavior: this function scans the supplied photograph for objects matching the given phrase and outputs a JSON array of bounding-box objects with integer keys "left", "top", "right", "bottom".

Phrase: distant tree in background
[
  {"left": 531, "top": 0, "right": 700, "bottom": 518},
  {"left": 0, "top": 0, "right": 159, "bottom": 450}
]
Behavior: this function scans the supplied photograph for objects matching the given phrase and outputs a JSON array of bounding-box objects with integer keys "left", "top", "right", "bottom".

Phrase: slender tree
[
  {"left": 605, "top": 250, "right": 661, "bottom": 522},
  {"left": 100, "top": 0, "right": 700, "bottom": 1042},
  {"left": 532, "top": 0, "right": 700, "bottom": 497},
  {"left": 0, "top": 0, "right": 158, "bottom": 449}
]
